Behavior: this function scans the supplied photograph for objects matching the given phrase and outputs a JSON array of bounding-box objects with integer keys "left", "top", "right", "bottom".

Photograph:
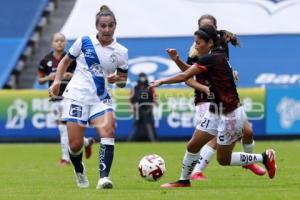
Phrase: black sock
[
  {"left": 69, "top": 151, "right": 83, "bottom": 173},
  {"left": 262, "top": 152, "right": 268, "bottom": 169},
  {"left": 178, "top": 180, "right": 190, "bottom": 184},
  {"left": 99, "top": 144, "right": 114, "bottom": 178}
]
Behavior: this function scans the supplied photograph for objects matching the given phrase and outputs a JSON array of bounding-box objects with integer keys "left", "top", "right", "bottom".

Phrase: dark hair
[
  {"left": 137, "top": 73, "right": 148, "bottom": 86},
  {"left": 217, "top": 30, "right": 240, "bottom": 47},
  {"left": 95, "top": 5, "right": 116, "bottom": 26},
  {"left": 194, "top": 25, "right": 218, "bottom": 47},
  {"left": 198, "top": 14, "right": 217, "bottom": 28}
]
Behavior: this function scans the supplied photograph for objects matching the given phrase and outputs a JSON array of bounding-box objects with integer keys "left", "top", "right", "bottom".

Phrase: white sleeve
[
  {"left": 68, "top": 37, "right": 82, "bottom": 59},
  {"left": 117, "top": 49, "right": 128, "bottom": 72}
]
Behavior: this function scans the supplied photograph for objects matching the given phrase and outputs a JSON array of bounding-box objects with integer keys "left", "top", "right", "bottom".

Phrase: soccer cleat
[
  {"left": 58, "top": 159, "right": 70, "bottom": 166},
  {"left": 160, "top": 180, "right": 191, "bottom": 188},
  {"left": 84, "top": 137, "right": 95, "bottom": 159},
  {"left": 96, "top": 177, "right": 113, "bottom": 189},
  {"left": 74, "top": 169, "right": 89, "bottom": 188},
  {"left": 262, "top": 149, "right": 277, "bottom": 179},
  {"left": 243, "top": 164, "right": 266, "bottom": 176},
  {"left": 190, "top": 171, "right": 207, "bottom": 180}
]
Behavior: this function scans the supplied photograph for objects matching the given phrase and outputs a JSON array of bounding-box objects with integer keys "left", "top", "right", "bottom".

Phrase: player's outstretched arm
[
  {"left": 185, "top": 79, "right": 209, "bottom": 95},
  {"left": 166, "top": 48, "right": 191, "bottom": 72}
]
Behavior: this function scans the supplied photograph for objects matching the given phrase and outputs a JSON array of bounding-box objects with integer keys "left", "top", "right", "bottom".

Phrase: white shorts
[
  {"left": 194, "top": 102, "right": 210, "bottom": 125},
  {"left": 217, "top": 106, "right": 247, "bottom": 145},
  {"left": 196, "top": 103, "right": 219, "bottom": 136},
  {"left": 61, "top": 98, "right": 114, "bottom": 125}
]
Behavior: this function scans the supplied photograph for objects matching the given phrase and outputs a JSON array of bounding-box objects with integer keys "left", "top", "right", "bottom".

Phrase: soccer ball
[{"left": 138, "top": 154, "right": 166, "bottom": 181}]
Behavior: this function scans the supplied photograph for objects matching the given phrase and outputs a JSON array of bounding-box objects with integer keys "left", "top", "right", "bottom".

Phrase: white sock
[
  {"left": 180, "top": 151, "right": 200, "bottom": 180},
  {"left": 242, "top": 140, "right": 255, "bottom": 153},
  {"left": 230, "top": 152, "right": 263, "bottom": 166},
  {"left": 58, "top": 124, "right": 70, "bottom": 161},
  {"left": 83, "top": 137, "right": 89, "bottom": 147},
  {"left": 193, "top": 144, "right": 216, "bottom": 173}
]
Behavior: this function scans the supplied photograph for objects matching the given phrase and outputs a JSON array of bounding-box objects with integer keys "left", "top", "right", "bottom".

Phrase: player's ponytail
[
  {"left": 217, "top": 30, "right": 240, "bottom": 47},
  {"left": 96, "top": 5, "right": 117, "bottom": 26}
]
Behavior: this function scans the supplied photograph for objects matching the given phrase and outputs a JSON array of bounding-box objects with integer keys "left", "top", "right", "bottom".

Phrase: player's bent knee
[
  {"left": 217, "top": 156, "right": 231, "bottom": 166},
  {"left": 186, "top": 142, "right": 201, "bottom": 153},
  {"left": 102, "top": 125, "right": 116, "bottom": 138},
  {"left": 69, "top": 140, "right": 83, "bottom": 153}
]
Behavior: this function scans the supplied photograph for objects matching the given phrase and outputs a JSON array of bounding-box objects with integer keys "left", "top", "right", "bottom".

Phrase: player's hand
[
  {"left": 107, "top": 74, "right": 118, "bottom": 84},
  {"left": 202, "top": 85, "right": 210, "bottom": 95},
  {"left": 48, "top": 81, "right": 61, "bottom": 100},
  {"left": 166, "top": 48, "right": 179, "bottom": 61},
  {"left": 47, "top": 73, "right": 56, "bottom": 81},
  {"left": 149, "top": 80, "right": 162, "bottom": 89},
  {"left": 63, "top": 72, "right": 73, "bottom": 80}
]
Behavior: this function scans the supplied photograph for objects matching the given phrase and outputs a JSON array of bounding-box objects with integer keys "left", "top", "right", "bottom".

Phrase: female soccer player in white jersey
[{"left": 49, "top": 5, "right": 128, "bottom": 189}]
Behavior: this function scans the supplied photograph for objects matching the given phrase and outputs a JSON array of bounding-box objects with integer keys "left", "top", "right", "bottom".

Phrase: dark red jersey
[
  {"left": 186, "top": 56, "right": 211, "bottom": 105},
  {"left": 38, "top": 51, "right": 76, "bottom": 98},
  {"left": 194, "top": 53, "right": 240, "bottom": 114}
]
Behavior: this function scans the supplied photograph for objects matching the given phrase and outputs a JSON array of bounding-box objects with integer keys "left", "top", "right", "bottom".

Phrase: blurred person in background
[
  {"left": 38, "top": 32, "right": 95, "bottom": 166},
  {"left": 128, "top": 73, "right": 157, "bottom": 141},
  {"left": 49, "top": 5, "right": 128, "bottom": 189}
]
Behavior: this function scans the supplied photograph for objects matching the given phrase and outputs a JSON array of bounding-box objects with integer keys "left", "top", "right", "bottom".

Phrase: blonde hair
[{"left": 188, "top": 43, "right": 198, "bottom": 58}]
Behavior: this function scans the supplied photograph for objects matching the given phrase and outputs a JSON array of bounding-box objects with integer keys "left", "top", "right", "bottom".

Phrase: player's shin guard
[
  {"left": 180, "top": 150, "right": 200, "bottom": 180},
  {"left": 193, "top": 144, "right": 216, "bottom": 173},
  {"left": 69, "top": 148, "right": 84, "bottom": 173},
  {"left": 230, "top": 152, "right": 263, "bottom": 166},
  {"left": 99, "top": 138, "right": 114, "bottom": 178},
  {"left": 58, "top": 124, "right": 70, "bottom": 161}
]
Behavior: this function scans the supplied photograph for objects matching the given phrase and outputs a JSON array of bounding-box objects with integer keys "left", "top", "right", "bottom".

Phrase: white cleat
[
  {"left": 96, "top": 177, "right": 113, "bottom": 189},
  {"left": 74, "top": 169, "right": 89, "bottom": 188}
]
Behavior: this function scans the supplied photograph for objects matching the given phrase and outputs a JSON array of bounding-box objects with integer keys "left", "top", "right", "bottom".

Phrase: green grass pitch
[{"left": 0, "top": 141, "right": 299, "bottom": 200}]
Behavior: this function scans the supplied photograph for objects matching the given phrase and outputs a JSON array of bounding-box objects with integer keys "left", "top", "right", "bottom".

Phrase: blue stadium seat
[{"left": 0, "top": 0, "right": 49, "bottom": 88}]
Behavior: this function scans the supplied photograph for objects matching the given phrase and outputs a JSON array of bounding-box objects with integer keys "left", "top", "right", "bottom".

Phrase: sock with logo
[
  {"left": 193, "top": 144, "right": 216, "bottom": 173},
  {"left": 99, "top": 138, "right": 115, "bottom": 178},
  {"left": 179, "top": 150, "right": 200, "bottom": 180},
  {"left": 230, "top": 152, "right": 263, "bottom": 166}
]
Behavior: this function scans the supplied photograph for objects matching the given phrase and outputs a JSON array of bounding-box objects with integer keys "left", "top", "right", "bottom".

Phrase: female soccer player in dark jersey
[
  {"left": 166, "top": 14, "right": 266, "bottom": 181},
  {"left": 150, "top": 26, "right": 276, "bottom": 188}
]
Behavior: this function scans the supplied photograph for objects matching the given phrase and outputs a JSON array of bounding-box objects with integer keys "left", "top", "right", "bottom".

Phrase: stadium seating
[{"left": 0, "top": 0, "right": 51, "bottom": 88}]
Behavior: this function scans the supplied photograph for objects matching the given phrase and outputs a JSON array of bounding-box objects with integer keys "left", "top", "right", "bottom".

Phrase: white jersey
[{"left": 63, "top": 35, "right": 128, "bottom": 104}]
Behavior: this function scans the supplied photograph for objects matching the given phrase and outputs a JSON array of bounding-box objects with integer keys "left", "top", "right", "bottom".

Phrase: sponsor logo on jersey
[{"left": 83, "top": 49, "right": 96, "bottom": 59}]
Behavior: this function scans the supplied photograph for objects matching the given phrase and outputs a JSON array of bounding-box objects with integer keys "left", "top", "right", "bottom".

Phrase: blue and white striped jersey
[{"left": 63, "top": 35, "right": 128, "bottom": 104}]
